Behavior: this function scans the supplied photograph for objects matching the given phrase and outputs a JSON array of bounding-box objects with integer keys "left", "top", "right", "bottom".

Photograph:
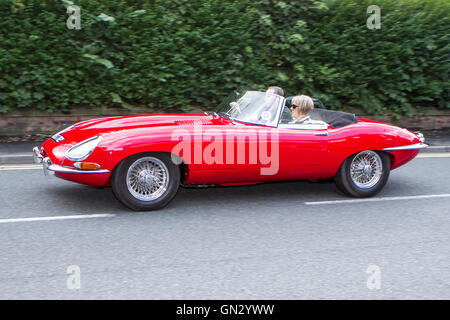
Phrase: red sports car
[{"left": 33, "top": 90, "right": 427, "bottom": 210}]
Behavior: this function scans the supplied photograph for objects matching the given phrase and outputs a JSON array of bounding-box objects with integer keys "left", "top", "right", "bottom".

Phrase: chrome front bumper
[
  {"left": 44, "top": 158, "right": 110, "bottom": 175},
  {"left": 33, "top": 146, "right": 43, "bottom": 164},
  {"left": 33, "top": 147, "right": 110, "bottom": 175},
  {"left": 382, "top": 132, "right": 428, "bottom": 151}
]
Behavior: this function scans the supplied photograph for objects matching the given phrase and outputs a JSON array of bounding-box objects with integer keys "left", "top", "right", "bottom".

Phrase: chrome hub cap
[
  {"left": 126, "top": 157, "right": 169, "bottom": 201},
  {"left": 363, "top": 164, "right": 372, "bottom": 175},
  {"left": 350, "top": 151, "right": 383, "bottom": 189}
]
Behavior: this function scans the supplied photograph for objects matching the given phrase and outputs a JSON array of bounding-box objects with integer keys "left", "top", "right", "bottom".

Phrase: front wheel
[
  {"left": 112, "top": 153, "right": 180, "bottom": 211},
  {"left": 335, "top": 150, "right": 390, "bottom": 197}
]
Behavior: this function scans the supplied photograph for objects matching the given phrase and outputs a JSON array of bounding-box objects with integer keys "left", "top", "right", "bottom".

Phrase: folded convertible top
[
  {"left": 284, "top": 96, "right": 358, "bottom": 128},
  {"left": 310, "top": 109, "right": 358, "bottom": 129}
]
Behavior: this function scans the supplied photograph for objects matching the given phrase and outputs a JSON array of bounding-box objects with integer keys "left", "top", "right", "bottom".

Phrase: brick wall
[{"left": 0, "top": 111, "right": 449, "bottom": 136}]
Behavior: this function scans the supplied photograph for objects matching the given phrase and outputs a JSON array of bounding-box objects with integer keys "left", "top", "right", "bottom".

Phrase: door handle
[{"left": 315, "top": 131, "right": 328, "bottom": 136}]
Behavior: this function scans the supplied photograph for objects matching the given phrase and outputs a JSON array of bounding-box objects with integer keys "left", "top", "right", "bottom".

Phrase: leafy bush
[
  {"left": 0, "top": 0, "right": 448, "bottom": 116},
  {"left": 299, "top": 0, "right": 450, "bottom": 116}
]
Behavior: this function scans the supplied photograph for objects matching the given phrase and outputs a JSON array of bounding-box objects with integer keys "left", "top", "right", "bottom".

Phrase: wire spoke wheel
[
  {"left": 126, "top": 157, "right": 170, "bottom": 201},
  {"left": 350, "top": 150, "right": 383, "bottom": 189}
]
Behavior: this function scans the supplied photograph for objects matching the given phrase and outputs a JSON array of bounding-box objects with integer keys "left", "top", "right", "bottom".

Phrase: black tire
[
  {"left": 334, "top": 150, "right": 390, "bottom": 197},
  {"left": 112, "top": 152, "right": 180, "bottom": 211}
]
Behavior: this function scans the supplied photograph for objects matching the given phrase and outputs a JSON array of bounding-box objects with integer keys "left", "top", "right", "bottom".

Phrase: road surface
[{"left": 0, "top": 154, "right": 449, "bottom": 299}]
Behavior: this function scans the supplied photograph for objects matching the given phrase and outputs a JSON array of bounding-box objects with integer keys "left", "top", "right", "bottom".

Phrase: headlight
[{"left": 65, "top": 136, "right": 102, "bottom": 161}]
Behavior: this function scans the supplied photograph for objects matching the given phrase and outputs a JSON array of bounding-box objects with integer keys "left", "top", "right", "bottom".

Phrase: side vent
[{"left": 175, "top": 120, "right": 213, "bottom": 126}]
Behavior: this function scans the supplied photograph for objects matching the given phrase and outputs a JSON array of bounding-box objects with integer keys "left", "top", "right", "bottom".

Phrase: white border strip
[
  {"left": 305, "top": 193, "right": 450, "bottom": 205},
  {"left": 0, "top": 214, "right": 115, "bottom": 224}
]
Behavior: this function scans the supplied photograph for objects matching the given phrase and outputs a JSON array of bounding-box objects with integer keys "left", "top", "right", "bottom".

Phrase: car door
[
  {"left": 275, "top": 123, "right": 333, "bottom": 180},
  {"left": 214, "top": 105, "right": 333, "bottom": 182}
]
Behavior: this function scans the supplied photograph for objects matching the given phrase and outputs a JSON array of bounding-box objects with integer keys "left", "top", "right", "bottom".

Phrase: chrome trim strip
[
  {"left": 278, "top": 123, "right": 328, "bottom": 130},
  {"left": 48, "top": 164, "right": 110, "bottom": 174},
  {"left": 42, "top": 157, "right": 109, "bottom": 174},
  {"left": 382, "top": 143, "right": 429, "bottom": 151}
]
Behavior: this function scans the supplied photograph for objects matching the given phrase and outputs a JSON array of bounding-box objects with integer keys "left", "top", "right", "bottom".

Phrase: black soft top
[
  {"left": 310, "top": 109, "right": 358, "bottom": 129},
  {"left": 284, "top": 96, "right": 358, "bottom": 128}
]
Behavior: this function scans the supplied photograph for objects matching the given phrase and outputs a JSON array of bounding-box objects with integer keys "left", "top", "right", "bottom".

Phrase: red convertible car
[{"left": 33, "top": 90, "right": 427, "bottom": 210}]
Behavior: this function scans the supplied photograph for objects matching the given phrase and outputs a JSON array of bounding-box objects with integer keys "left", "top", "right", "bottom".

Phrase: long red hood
[{"left": 70, "top": 114, "right": 216, "bottom": 131}]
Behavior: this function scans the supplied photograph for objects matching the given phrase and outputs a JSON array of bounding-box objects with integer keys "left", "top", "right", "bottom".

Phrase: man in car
[
  {"left": 258, "top": 86, "right": 284, "bottom": 122},
  {"left": 266, "top": 86, "right": 284, "bottom": 98},
  {"left": 229, "top": 86, "right": 284, "bottom": 122}
]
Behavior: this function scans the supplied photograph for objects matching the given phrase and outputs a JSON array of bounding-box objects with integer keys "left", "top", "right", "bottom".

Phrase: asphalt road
[{"left": 0, "top": 155, "right": 449, "bottom": 299}]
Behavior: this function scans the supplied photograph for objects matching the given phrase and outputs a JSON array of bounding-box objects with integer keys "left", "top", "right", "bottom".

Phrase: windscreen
[{"left": 215, "top": 90, "right": 283, "bottom": 126}]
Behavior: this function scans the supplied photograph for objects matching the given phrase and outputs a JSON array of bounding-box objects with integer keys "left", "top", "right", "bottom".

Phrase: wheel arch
[
  {"left": 334, "top": 149, "right": 391, "bottom": 177},
  {"left": 334, "top": 149, "right": 391, "bottom": 197},
  {"left": 110, "top": 150, "right": 190, "bottom": 184}
]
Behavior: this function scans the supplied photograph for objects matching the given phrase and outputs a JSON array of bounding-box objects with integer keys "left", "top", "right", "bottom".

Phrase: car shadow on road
[
  {"left": 47, "top": 175, "right": 420, "bottom": 215},
  {"left": 168, "top": 180, "right": 342, "bottom": 211},
  {"left": 46, "top": 179, "right": 342, "bottom": 214}
]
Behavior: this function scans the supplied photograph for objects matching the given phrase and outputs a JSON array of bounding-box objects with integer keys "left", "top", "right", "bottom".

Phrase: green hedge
[{"left": 0, "top": 0, "right": 448, "bottom": 116}]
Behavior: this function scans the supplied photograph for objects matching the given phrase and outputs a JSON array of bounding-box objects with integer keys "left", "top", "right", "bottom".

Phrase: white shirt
[{"left": 290, "top": 115, "right": 325, "bottom": 125}]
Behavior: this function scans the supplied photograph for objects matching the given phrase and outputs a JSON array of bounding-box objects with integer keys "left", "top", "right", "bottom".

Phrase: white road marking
[
  {"left": 426, "top": 146, "right": 450, "bottom": 149},
  {"left": 0, "top": 153, "right": 32, "bottom": 158},
  {"left": 0, "top": 164, "right": 42, "bottom": 170},
  {"left": 0, "top": 214, "right": 115, "bottom": 224},
  {"left": 305, "top": 193, "right": 450, "bottom": 205},
  {"left": 417, "top": 153, "right": 450, "bottom": 158}
]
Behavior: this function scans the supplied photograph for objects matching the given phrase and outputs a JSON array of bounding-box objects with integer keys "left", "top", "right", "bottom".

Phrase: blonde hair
[{"left": 292, "top": 95, "right": 314, "bottom": 115}]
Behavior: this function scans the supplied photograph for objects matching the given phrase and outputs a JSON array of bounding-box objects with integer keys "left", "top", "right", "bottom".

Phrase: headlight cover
[{"left": 65, "top": 136, "right": 102, "bottom": 161}]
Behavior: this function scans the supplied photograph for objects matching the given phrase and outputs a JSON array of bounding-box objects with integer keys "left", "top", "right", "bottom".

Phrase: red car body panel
[{"left": 40, "top": 113, "right": 423, "bottom": 187}]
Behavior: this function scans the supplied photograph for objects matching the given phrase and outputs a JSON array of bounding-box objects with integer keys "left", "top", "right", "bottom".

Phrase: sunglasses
[{"left": 290, "top": 104, "right": 298, "bottom": 109}]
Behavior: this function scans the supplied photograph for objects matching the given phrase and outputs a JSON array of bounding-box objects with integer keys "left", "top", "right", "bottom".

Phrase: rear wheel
[
  {"left": 335, "top": 150, "right": 390, "bottom": 197},
  {"left": 112, "top": 153, "right": 180, "bottom": 211}
]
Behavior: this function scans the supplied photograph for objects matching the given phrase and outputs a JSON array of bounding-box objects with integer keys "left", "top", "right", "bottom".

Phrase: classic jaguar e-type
[{"left": 33, "top": 90, "right": 427, "bottom": 210}]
